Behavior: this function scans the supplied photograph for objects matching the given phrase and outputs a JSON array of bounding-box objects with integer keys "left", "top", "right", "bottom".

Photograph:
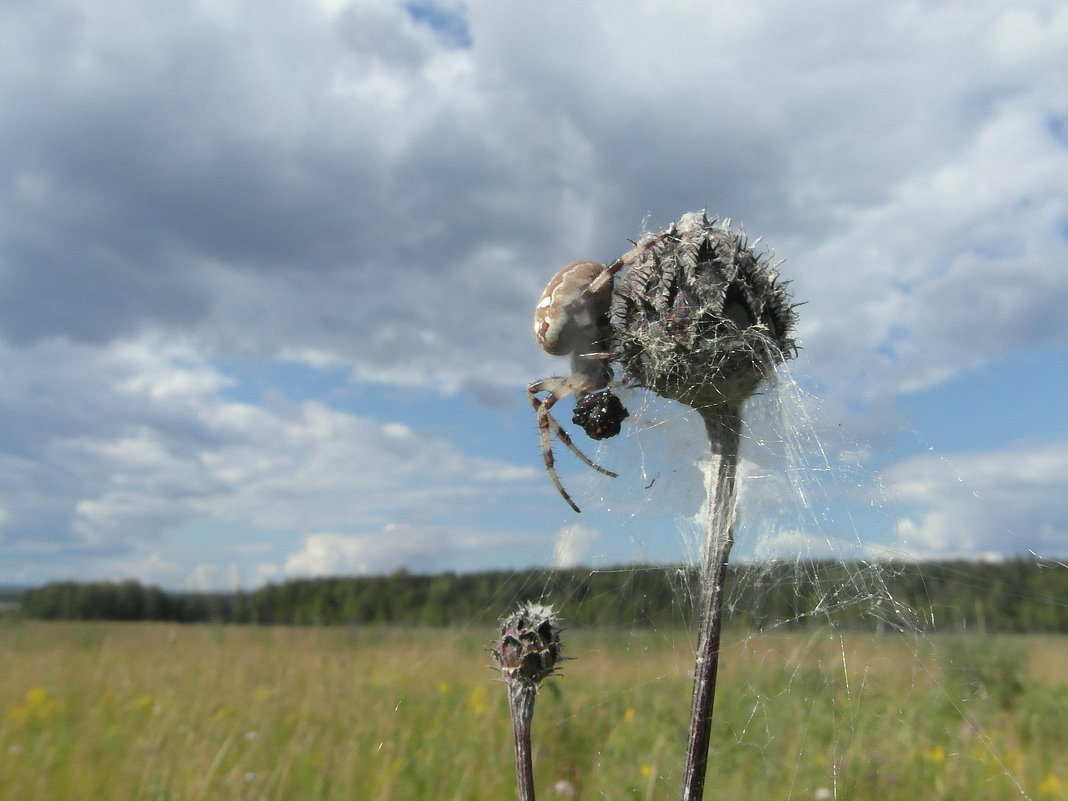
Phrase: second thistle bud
[
  {"left": 494, "top": 603, "right": 564, "bottom": 801},
  {"left": 493, "top": 602, "right": 564, "bottom": 688}
]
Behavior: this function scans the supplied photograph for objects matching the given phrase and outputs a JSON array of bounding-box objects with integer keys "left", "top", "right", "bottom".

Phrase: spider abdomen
[{"left": 533, "top": 261, "right": 614, "bottom": 356}]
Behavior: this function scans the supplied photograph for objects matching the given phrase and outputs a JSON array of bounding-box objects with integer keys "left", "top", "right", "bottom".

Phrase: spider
[{"left": 528, "top": 258, "right": 631, "bottom": 513}]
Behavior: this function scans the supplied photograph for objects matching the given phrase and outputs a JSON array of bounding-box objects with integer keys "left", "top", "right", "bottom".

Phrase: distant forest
[{"left": 12, "top": 558, "right": 1068, "bottom": 633}]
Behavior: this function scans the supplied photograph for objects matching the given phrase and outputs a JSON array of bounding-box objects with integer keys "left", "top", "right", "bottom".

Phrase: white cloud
[
  {"left": 792, "top": 95, "right": 1068, "bottom": 405},
  {"left": 284, "top": 523, "right": 540, "bottom": 576},
  {"left": 2, "top": 0, "right": 1068, "bottom": 583},
  {"left": 0, "top": 335, "right": 538, "bottom": 583},
  {"left": 552, "top": 523, "right": 600, "bottom": 569},
  {"left": 3, "top": 0, "right": 1065, "bottom": 397},
  {"left": 880, "top": 441, "right": 1068, "bottom": 559},
  {"left": 750, "top": 529, "right": 859, "bottom": 562}
]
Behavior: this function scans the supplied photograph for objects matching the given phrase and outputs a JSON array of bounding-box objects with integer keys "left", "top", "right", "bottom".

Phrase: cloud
[
  {"left": 552, "top": 523, "right": 600, "bottom": 569},
  {"left": 749, "top": 529, "right": 860, "bottom": 562},
  {"left": 0, "top": 0, "right": 595, "bottom": 393},
  {"left": 1, "top": 0, "right": 1067, "bottom": 584},
  {"left": 0, "top": 334, "right": 537, "bottom": 583},
  {"left": 793, "top": 94, "right": 1068, "bottom": 405},
  {"left": 284, "top": 523, "right": 540, "bottom": 576},
  {"left": 879, "top": 441, "right": 1068, "bottom": 559},
  {"left": 3, "top": 0, "right": 1065, "bottom": 397}
]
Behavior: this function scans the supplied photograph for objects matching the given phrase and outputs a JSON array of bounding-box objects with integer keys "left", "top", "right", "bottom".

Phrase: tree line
[{"left": 15, "top": 558, "right": 1068, "bottom": 633}]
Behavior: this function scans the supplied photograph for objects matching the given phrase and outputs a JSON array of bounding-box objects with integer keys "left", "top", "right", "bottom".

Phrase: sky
[{"left": 1, "top": 0, "right": 1067, "bottom": 590}]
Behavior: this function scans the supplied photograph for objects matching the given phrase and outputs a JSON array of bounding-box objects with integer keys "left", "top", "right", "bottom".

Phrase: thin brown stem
[
  {"left": 681, "top": 408, "right": 742, "bottom": 801},
  {"left": 508, "top": 683, "right": 537, "bottom": 801}
]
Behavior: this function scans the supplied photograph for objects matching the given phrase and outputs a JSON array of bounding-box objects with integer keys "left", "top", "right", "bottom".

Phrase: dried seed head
[
  {"left": 492, "top": 602, "right": 564, "bottom": 688},
  {"left": 611, "top": 211, "right": 798, "bottom": 412}
]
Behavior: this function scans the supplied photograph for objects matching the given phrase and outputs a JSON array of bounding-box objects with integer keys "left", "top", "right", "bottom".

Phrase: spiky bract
[
  {"left": 492, "top": 602, "right": 564, "bottom": 689},
  {"left": 611, "top": 211, "right": 798, "bottom": 412}
]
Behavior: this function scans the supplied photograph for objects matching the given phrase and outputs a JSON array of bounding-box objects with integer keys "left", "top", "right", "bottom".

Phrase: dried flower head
[
  {"left": 492, "top": 602, "right": 564, "bottom": 688},
  {"left": 611, "top": 211, "right": 798, "bottom": 412}
]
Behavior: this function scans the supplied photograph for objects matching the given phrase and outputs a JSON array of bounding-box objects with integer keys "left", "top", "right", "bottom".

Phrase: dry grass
[{"left": 1, "top": 621, "right": 1066, "bottom": 800}]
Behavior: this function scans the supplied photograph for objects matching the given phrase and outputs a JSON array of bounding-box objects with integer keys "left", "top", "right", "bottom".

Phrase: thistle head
[
  {"left": 611, "top": 211, "right": 798, "bottom": 413},
  {"left": 492, "top": 602, "right": 564, "bottom": 689}
]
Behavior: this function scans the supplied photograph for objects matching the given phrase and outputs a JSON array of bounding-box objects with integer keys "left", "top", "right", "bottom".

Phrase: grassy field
[{"left": 1, "top": 621, "right": 1067, "bottom": 800}]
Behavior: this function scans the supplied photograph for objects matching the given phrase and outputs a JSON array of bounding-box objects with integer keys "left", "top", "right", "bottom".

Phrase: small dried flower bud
[
  {"left": 493, "top": 602, "right": 563, "bottom": 688},
  {"left": 611, "top": 211, "right": 798, "bottom": 412}
]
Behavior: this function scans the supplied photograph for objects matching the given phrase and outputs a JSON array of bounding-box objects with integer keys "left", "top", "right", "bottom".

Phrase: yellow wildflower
[
  {"left": 213, "top": 705, "right": 236, "bottom": 721},
  {"left": 132, "top": 693, "right": 156, "bottom": 712},
  {"left": 1039, "top": 773, "right": 1063, "bottom": 797},
  {"left": 466, "top": 685, "right": 488, "bottom": 716},
  {"left": 7, "top": 686, "right": 59, "bottom": 723}
]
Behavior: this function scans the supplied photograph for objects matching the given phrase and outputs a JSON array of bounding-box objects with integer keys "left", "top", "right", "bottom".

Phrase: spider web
[{"left": 472, "top": 362, "right": 1054, "bottom": 801}]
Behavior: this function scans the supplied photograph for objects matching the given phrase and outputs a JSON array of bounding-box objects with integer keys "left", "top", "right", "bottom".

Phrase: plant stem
[
  {"left": 681, "top": 408, "right": 742, "bottom": 801},
  {"left": 508, "top": 682, "right": 537, "bottom": 801},
  {"left": 494, "top": 602, "right": 561, "bottom": 801}
]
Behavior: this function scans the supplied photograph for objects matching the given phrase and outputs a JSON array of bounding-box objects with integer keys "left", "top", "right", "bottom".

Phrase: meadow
[{"left": 1, "top": 621, "right": 1067, "bottom": 800}]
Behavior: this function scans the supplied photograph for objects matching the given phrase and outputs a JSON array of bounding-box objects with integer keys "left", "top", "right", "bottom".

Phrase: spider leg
[
  {"left": 584, "top": 259, "right": 624, "bottom": 296},
  {"left": 529, "top": 378, "right": 618, "bottom": 475},
  {"left": 585, "top": 232, "right": 673, "bottom": 295},
  {"left": 577, "top": 351, "right": 618, "bottom": 360},
  {"left": 536, "top": 404, "right": 582, "bottom": 514},
  {"left": 528, "top": 378, "right": 618, "bottom": 513},
  {"left": 540, "top": 404, "right": 619, "bottom": 478}
]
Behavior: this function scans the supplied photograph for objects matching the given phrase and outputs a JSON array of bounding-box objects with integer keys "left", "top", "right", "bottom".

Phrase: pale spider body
[{"left": 529, "top": 259, "right": 630, "bottom": 513}]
